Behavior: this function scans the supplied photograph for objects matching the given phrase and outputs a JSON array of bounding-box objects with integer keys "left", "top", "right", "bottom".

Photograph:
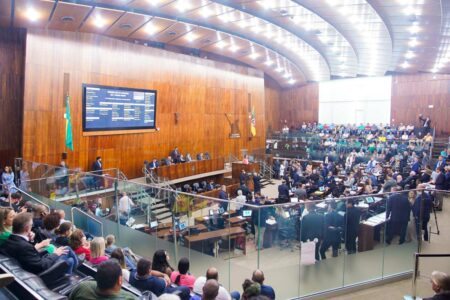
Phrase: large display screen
[{"left": 82, "top": 84, "right": 157, "bottom": 131}]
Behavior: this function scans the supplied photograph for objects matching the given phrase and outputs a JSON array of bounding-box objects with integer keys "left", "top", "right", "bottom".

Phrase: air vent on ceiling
[
  {"left": 240, "top": 50, "right": 248, "bottom": 54},
  {"left": 202, "top": 39, "right": 212, "bottom": 44},
  {"left": 60, "top": 16, "right": 74, "bottom": 23},
  {"left": 168, "top": 31, "right": 177, "bottom": 36},
  {"left": 119, "top": 23, "right": 133, "bottom": 30}
]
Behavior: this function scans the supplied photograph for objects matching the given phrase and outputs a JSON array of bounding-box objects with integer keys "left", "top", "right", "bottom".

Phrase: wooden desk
[
  {"left": 226, "top": 216, "right": 249, "bottom": 227},
  {"left": 358, "top": 212, "right": 387, "bottom": 252},
  {"left": 156, "top": 224, "right": 207, "bottom": 239},
  {"left": 156, "top": 158, "right": 225, "bottom": 180},
  {"left": 185, "top": 227, "right": 246, "bottom": 257}
]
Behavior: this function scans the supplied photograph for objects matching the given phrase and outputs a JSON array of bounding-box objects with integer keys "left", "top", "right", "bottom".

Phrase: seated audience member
[
  {"left": 193, "top": 267, "right": 237, "bottom": 300},
  {"left": 0, "top": 208, "right": 15, "bottom": 246},
  {"left": 241, "top": 279, "right": 261, "bottom": 299},
  {"left": 56, "top": 209, "right": 70, "bottom": 225},
  {"left": 1, "top": 212, "right": 71, "bottom": 274},
  {"left": 32, "top": 204, "right": 48, "bottom": 230},
  {"left": 202, "top": 279, "right": 220, "bottom": 300},
  {"left": 197, "top": 153, "right": 204, "bottom": 161},
  {"left": 424, "top": 271, "right": 450, "bottom": 300},
  {"left": 251, "top": 270, "right": 275, "bottom": 300},
  {"left": 170, "top": 257, "right": 196, "bottom": 290},
  {"left": 54, "top": 221, "right": 73, "bottom": 246},
  {"left": 69, "top": 260, "right": 136, "bottom": 300},
  {"left": 185, "top": 153, "right": 192, "bottom": 162},
  {"left": 129, "top": 258, "right": 167, "bottom": 295},
  {"left": 110, "top": 248, "right": 130, "bottom": 282},
  {"left": 105, "top": 234, "right": 117, "bottom": 254},
  {"left": 70, "top": 229, "right": 91, "bottom": 260},
  {"left": 90, "top": 237, "right": 108, "bottom": 265},
  {"left": 40, "top": 212, "right": 61, "bottom": 241},
  {"left": 152, "top": 249, "right": 174, "bottom": 276}
]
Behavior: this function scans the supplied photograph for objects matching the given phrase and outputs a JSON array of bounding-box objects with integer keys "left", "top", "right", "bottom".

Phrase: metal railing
[
  {"left": 406, "top": 253, "right": 450, "bottom": 300},
  {"left": 71, "top": 207, "right": 104, "bottom": 237}
]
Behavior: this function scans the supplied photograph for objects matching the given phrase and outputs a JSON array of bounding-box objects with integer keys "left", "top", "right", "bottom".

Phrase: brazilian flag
[{"left": 64, "top": 94, "right": 74, "bottom": 151}]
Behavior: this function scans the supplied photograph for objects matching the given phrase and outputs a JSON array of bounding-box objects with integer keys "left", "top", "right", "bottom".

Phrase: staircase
[
  {"left": 432, "top": 137, "right": 449, "bottom": 159},
  {"left": 259, "top": 160, "right": 275, "bottom": 188}
]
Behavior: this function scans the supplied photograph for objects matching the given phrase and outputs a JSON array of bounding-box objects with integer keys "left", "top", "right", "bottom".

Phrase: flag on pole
[
  {"left": 64, "top": 94, "right": 74, "bottom": 151},
  {"left": 250, "top": 106, "right": 256, "bottom": 137}
]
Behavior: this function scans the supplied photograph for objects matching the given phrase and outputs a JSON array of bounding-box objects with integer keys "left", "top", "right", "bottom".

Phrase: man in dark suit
[
  {"left": 92, "top": 156, "right": 103, "bottom": 189},
  {"left": 92, "top": 156, "right": 103, "bottom": 175},
  {"left": 170, "top": 147, "right": 180, "bottom": 163},
  {"left": 433, "top": 168, "right": 445, "bottom": 210},
  {"left": 149, "top": 158, "right": 159, "bottom": 169},
  {"left": 239, "top": 170, "right": 248, "bottom": 185},
  {"left": 253, "top": 172, "right": 261, "bottom": 194},
  {"left": 301, "top": 206, "right": 325, "bottom": 261},
  {"left": 434, "top": 156, "right": 446, "bottom": 172},
  {"left": 1, "top": 212, "right": 69, "bottom": 274},
  {"left": 164, "top": 156, "right": 172, "bottom": 166},
  {"left": 413, "top": 184, "right": 433, "bottom": 241},
  {"left": 411, "top": 157, "right": 421, "bottom": 174},
  {"left": 386, "top": 186, "right": 411, "bottom": 244},
  {"left": 320, "top": 201, "right": 343, "bottom": 259},
  {"left": 277, "top": 180, "right": 290, "bottom": 203},
  {"left": 218, "top": 185, "right": 228, "bottom": 211},
  {"left": 345, "top": 200, "right": 361, "bottom": 254}
]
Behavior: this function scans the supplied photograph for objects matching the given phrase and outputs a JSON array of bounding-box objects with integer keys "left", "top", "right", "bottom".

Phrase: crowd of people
[{"left": 144, "top": 148, "right": 212, "bottom": 171}]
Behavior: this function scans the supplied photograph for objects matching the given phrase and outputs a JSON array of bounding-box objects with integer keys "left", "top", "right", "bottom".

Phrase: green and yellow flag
[
  {"left": 64, "top": 94, "right": 74, "bottom": 151},
  {"left": 250, "top": 106, "right": 256, "bottom": 137}
]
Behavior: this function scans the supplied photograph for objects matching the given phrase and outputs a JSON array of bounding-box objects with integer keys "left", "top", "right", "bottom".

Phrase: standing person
[
  {"left": 432, "top": 167, "right": 445, "bottom": 211},
  {"left": 118, "top": 192, "right": 136, "bottom": 217},
  {"left": 218, "top": 185, "right": 228, "bottom": 211},
  {"left": 301, "top": 206, "right": 325, "bottom": 261},
  {"left": 385, "top": 186, "right": 411, "bottom": 245},
  {"left": 2, "top": 166, "right": 17, "bottom": 195},
  {"left": 19, "top": 164, "right": 30, "bottom": 191},
  {"left": 345, "top": 200, "right": 361, "bottom": 254},
  {"left": 253, "top": 172, "right": 261, "bottom": 194},
  {"left": 91, "top": 156, "right": 103, "bottom": 189},
  {"left": 413, "top": 184, "right": 433, "bottom": 242},
  {"left": 320, "top": 201, "right": 343, "bottom": 259}
]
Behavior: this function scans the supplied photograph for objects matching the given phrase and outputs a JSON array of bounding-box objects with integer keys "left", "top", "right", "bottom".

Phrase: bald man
[
  {"left": 252, "top": 269, "right": 275, "bottom": 300},
  {"left": 193, "top": 267, "right": 236, "bottom": 300},
  {"left": 202, "top": 280, "right": 219, "bottom": 300}
]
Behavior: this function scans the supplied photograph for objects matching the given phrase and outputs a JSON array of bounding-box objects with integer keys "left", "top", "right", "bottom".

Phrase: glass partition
[{"left": 16, "top": 169, "right": 449, "bottom": 299}]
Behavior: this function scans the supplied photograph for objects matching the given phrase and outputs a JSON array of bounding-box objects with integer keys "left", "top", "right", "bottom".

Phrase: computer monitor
[
  {"left": 209, "top": 209, "right": 214, "bottom": 216},
  {"left": 242, "top": 210, "right": 252, "bottom": 217},
  {"left": 150, "top": 221, "right": 158, "bottom": 228},
  {"left": 218, "top": 207, "right": 225, "bottom": 214},
  {"left": 290, "top": 197, "right": 299, "bottom": 203},
  {"left": 284, "top": 211, "right": 290, "bottom": 218},
  {"left": 366, "top": 197, "right": 374, "bottom": 204},
  {"left": 319, "top": 186, "right": 325, "bottom": 192}
]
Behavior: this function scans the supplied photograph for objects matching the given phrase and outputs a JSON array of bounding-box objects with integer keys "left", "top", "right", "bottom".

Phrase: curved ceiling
[{"left": 0, "top": 0, "right": 448, "bottom": 87}]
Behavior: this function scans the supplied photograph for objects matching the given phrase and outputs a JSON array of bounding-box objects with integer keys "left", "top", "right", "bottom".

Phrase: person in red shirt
[
  {"left": 69, "top": 229, "right": 91, "bottom": 261},
  {"left": 170, "top": 257, "right": 196, "bottom": 290}
]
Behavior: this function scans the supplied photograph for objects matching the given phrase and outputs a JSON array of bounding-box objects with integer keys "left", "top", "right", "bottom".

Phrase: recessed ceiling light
[
  {"left": 431, "top": 68, "right": 438, "bottom": 73},
  {"left": 229, "top": 45, "right": 239, "bottom": 52},
  {"left": 275, "top": 67, "right": 284, "bottom": 73},
  {"left": 249, "top": 53, "right": 260, "bottom": 60},
  {"left": 409, "top": 24, "right": 421, "bottom": 34},
  {"left": 288, "top": 79, "right": 296, "bottom": 84},
  {"left": 283, "top": 73, "right": 290, "bottom": 79},
  {"left": 26, "top": 7, "right": 40, "bottom": 22},
  {"left": 201, "top": 8, "right": 212, "bottom": 18},
  {"left": 185, "top": 33, "right": 197, "bottom": 42},
  {"left": 408, "top": 38, "right": 419, "bottom": 47},
  {"left": 176, "top": 1, "right": 191, "bottom": 12},
  {"left": 60, "top": 16, "right": 74, "bottom": 23},
  {"left": 216, "top": 41, "right": 227, "bottom": 49},
  {"left": 145, "top": 24, "right": 157, "bottom": 35},
  {"left": 265, "top": 60, "right": 274, "bottom": 66},
  {"left": 94, "top": 15, "right": 105, "bottom": 28}
]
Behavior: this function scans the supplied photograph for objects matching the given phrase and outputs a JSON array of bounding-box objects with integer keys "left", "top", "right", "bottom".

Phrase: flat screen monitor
[
  {"left": 218, "top": 207, "right": 225, "bottom": 214},
  {"left": 242, "top": 210, "right": 252, "bottom": 217},
  {"left": 82, "top": 84, "right": 157, "bottom": 131},
  {"left": 150, "top": 221, "right": 158, "bottom": 228},
  {"left": 290, "top": 197, "right": 299, "bottom": 203},
  {"left": 366, "top": 197, "right": 374, "bottom": 204},
  {"left": 319, "top": 186, "right": 325, "bottom": 192},
  {"left": 209, "top": 209, "right": 214, "bottom": 216},
  {"left": 178, "top": 221, "right": 187, "bottom": 231}
]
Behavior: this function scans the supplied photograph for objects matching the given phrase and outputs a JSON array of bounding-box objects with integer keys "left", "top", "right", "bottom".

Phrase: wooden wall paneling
[
  {"left": 22, "top": 29, "right": 265, "bottom": 178},
  {"left": 391, "top": 73, "right": 450, "bottom": 136},
  {"left": 0, "top": 28, "right": 26, "bottom": 167}
]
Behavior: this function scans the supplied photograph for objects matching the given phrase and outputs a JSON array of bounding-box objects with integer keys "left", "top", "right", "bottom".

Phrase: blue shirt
[
  {"left": 129, "top": 270, "right": 166, "bottom": 296},
  {"left": 260, "top": 284, "right": 276, "bottom": 300}
]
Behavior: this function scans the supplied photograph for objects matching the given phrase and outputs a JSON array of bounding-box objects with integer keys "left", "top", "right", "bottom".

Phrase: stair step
[
  {"left": 156, "top": 212, "right": 173, "bottom": 220},
  {"left": 159, "top": 217, "right": 173, "bottom": 224},
  {"left": 151, "top": 203, "right": 166, "bottom": 209},
  {"left": 153, "top": 208, "right": 169, "bottom": 214}
]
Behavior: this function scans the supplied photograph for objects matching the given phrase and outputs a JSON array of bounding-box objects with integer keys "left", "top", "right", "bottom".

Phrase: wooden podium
[{"left": 231, "top": 162, "right": 260, "bottom": 180}]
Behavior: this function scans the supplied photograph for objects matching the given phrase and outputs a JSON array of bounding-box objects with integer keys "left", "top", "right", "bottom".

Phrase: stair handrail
[{"left": 408, "top": 253, "right": 450, "bottom": 299}]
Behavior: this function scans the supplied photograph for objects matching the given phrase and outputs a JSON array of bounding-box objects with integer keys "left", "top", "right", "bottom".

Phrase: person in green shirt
[
  {"left": 0, "top": 207, "right": 15, "bottom": 245},
  {"left": 69, "top": 260, "right": 136, "bottom": 300}
]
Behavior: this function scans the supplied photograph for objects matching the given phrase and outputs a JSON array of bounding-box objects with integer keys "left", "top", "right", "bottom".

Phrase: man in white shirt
[
  {"left": 193, "top": 267, "right": 236, "bottom": 300},
  {"left": 233, "top": 190, "right": 247, "bottom": 212},
  {"left": 119, "top": 192, "right": 135, "bottom": 216}
]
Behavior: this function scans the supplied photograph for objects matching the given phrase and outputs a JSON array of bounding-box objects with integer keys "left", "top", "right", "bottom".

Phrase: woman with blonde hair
[
  {"left": 89, "top": 237, "right": 108, "bottom": 265},
  {"left": 0, "top": 208, "right": 15, "bottom": 245}
]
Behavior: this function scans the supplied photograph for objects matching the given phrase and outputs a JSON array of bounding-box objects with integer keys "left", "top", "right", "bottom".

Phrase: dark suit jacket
[
  {"left": 1, "top": 234, "right": 59, "bottom": 274},
  {"left": 278, "top": 184, "right": 289, "bottom": 199},
  {"left": 411, "top": 162, "right": 420, "bottom": 173},
  {"left": 253, "top": 175, "right": 261, "bottom": 192},
  {"left": 345, "top": 207, "right": 361, "bottom": 239},
  {"left": 301, "top": 212, "right": 324, "bottom": 242},
  {"left": 324, "top": 211, "right": 343, "bottom": 242},
  {"left": 92, "top": 161, "right": 103, "bottom": 175},
  {"left": 435, "top": 173, "right": 445, "bottom": 190},
  {"left": 386, "top": 193, "right": 411, "bottom": 223}
]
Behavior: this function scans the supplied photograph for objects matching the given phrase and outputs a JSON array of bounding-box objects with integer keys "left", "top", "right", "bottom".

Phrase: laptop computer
[{"left": 242, "top": 210, "right": 252, "bottom": 217}]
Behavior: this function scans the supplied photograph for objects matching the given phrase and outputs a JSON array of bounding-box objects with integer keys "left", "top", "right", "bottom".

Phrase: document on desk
[
  {"left": 301, "top": 241, "right": 316, "bottom": 265},
  {"left": 315, "top": 202, "right": 327, "bottom": 209},
  {"left": 266, "top": 219, "right": 277, "bottom": 225}
]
